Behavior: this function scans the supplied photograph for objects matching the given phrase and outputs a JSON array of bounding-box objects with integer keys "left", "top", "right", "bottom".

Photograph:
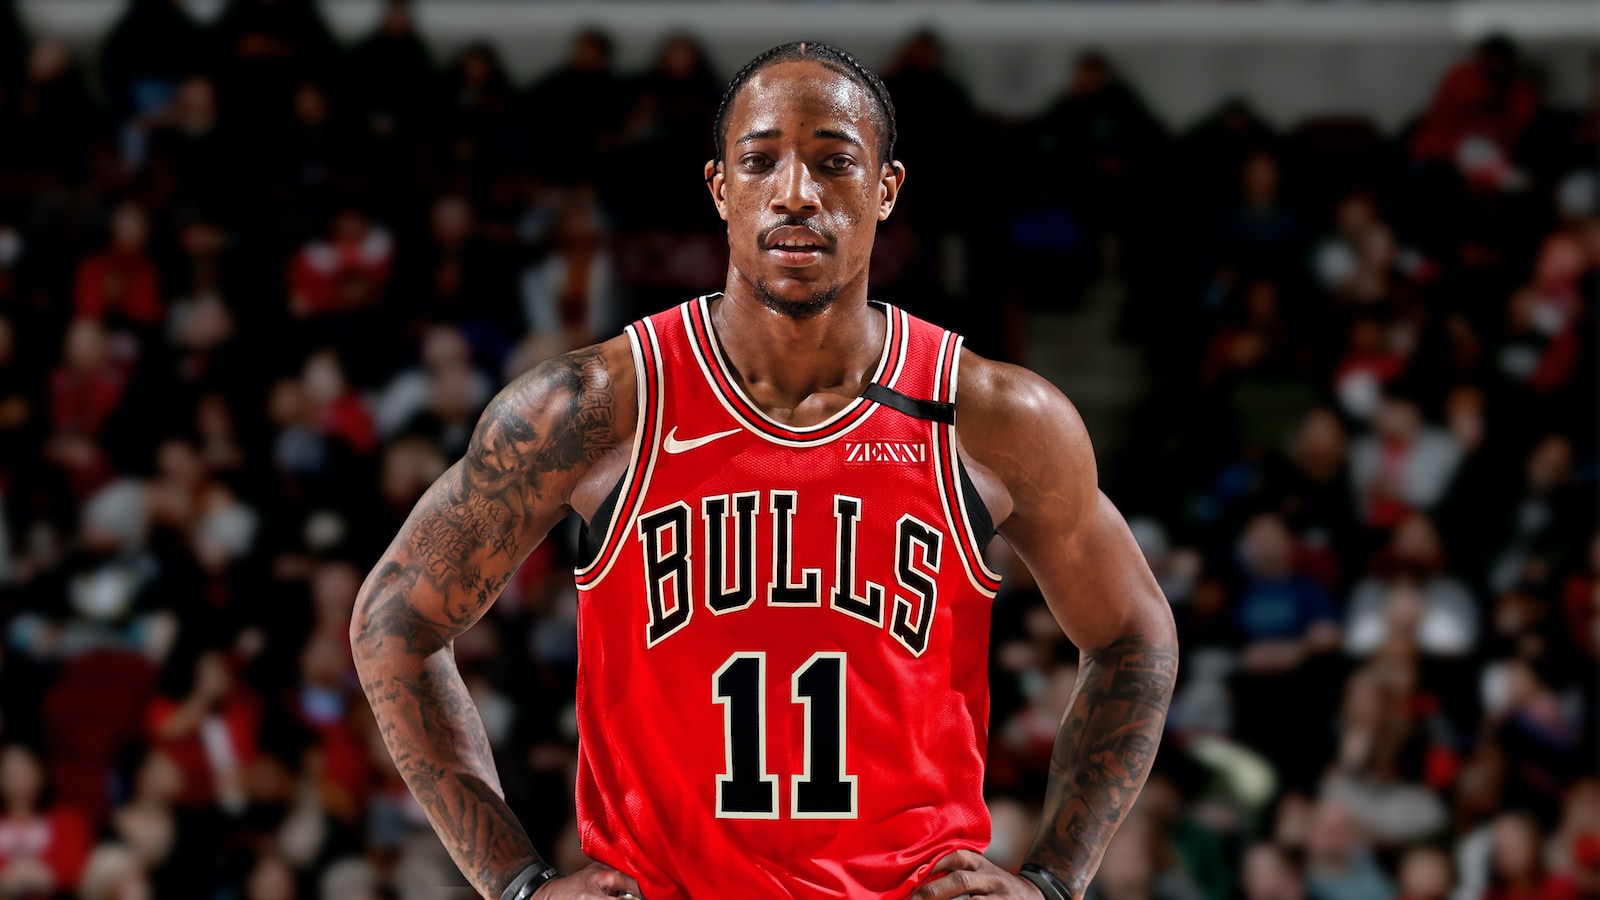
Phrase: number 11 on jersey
[{"left": 713, "top": 652, "right": 858, "bottom": 819}]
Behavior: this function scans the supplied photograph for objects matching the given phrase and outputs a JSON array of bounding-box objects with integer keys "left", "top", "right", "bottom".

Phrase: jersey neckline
[{"left": 684, "top": 293, "right": 906, "bottom": 445}]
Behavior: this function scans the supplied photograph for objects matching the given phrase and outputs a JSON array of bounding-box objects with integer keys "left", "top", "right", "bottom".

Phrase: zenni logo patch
[{"left": 842, "top": 441, "right": 928, "bottom": 465}]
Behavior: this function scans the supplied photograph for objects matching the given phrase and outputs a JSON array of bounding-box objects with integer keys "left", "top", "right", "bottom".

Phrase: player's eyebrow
[
  {"left": 735, "top": 127, "right": 864, "bottom": 147},
  {"left": 735, "top": 128, "right": 782, "bottom": 145},
  {"left": 813, "top": 127, "right": 863, "bottom": 147}
]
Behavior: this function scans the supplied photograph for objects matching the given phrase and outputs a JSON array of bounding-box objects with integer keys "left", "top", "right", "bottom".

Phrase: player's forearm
[
  {"left": 1023, "top": 632, "right": 1177, "bottom": 899},
  {"left": 352, "top": 567, "right": 541, "bottom": 898}
]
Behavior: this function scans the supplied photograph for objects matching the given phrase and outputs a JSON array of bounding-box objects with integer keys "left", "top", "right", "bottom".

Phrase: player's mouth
[{"left": 763, "top": 226, "right": 829, "bottom": 266}]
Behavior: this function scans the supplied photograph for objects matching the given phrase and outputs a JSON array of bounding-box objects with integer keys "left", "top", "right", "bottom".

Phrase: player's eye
[
  {"left": 739, "top": 154, "right": 774, "bottom": 172},
  {"left": 823, "top": 156, "right": 856, "bottom": 173}
]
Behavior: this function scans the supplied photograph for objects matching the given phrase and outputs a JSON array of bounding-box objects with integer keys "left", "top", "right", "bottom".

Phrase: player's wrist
[
  {"left": 1017, "top": 863, "right": 1073, "bottom": 900},
  {"left": 500, "top": 860, "right": 561, "bottom": 900}
]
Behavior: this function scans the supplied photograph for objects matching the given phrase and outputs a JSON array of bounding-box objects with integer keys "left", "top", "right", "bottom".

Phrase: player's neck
[{"left": 710, "top": 289, "right": 886, "bottom": 414}]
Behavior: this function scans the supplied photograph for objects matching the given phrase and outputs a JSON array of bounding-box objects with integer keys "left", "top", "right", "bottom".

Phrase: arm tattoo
[
  {"left": 351, "top": 350, "right": 618, "bottom": 897},
  {"left": 1025, "top": 635, "right": 1178, "bottom": 898}
]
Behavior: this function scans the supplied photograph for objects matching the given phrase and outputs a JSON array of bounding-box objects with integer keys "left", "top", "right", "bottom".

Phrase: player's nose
[{"left": 770, "top": 155, "right": 820, "bottom": 216}]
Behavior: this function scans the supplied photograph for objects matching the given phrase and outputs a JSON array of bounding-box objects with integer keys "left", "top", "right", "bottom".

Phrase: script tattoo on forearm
[
  {"left": 352, "top": 351, "right": 615, "bottom": 897},
  {"left": 1026, "top": 635, "right": 1177, "bottom": 898}
]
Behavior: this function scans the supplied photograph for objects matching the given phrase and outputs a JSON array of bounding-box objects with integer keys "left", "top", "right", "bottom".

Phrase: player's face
[{"left": 706, "top": 60, "right": 904, "bottom": 319}]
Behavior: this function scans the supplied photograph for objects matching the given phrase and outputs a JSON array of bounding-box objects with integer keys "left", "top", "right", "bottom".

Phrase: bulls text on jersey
[{"left": 635, "top": 491, "right": 944, "bottom": 657}]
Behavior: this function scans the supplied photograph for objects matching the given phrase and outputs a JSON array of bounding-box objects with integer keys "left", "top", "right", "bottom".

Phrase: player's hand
[
  {"left": 535, "top": 862, "right": 644, "bottom": 898},
  {"left": 910, "top": 850, "right": 1048, "bottom": 899}
]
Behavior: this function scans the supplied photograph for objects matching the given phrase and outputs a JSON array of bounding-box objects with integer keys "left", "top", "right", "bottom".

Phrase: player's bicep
[
  {"left": 354, "top": 347, "right": 626, "bottom": 653},
  {"left": 1006, "top": 490, "right": 1170, "bottom": 653},
  {"left": 963, "top": 358, "right": 1166, "bottom": 651}
]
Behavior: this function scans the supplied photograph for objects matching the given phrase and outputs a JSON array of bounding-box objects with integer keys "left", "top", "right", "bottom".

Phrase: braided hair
[{"left": 711, "top": 41, "right": 898, "bottom": 168}]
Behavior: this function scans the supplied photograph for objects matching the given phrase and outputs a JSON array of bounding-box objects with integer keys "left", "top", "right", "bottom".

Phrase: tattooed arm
[
  {"left": 351, "top": 341, "right": 642, "bottom": 900},
  {"left": 916, "top": 354, "right": 1178, "bottom": 900}
]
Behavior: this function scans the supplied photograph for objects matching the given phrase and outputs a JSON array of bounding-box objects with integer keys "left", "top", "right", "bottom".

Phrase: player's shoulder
[
  {"left": 955, "top": 348, "right": 1086, "bottom": 436},
  {"left": 490, "top": 334, "right": 639, "bottom": 457},
  {"left": 953, "top": 348, "right": 1094, "bottom": 480}
]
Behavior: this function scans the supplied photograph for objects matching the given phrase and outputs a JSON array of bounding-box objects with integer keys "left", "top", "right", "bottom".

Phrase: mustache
[{"left": 757, "top": 217, "right": 835, "bottom": 248}]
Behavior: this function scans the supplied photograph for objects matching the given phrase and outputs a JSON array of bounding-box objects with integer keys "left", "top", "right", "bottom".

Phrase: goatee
[{"left": 753, "top": 279, "right": 841, "bottom": 320}]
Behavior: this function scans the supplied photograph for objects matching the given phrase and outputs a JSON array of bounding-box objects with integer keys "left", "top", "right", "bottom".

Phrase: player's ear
[
  {"left": 705, "top": 160, "right": 728, "bottom": 221},
  {"left": 877, "top": 160, "right": 905, "bottom": 222}
]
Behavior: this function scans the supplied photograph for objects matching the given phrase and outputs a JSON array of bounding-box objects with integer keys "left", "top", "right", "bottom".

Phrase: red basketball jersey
[{"left": 572, "top": 296, "right": 1002, "bottom": 899}]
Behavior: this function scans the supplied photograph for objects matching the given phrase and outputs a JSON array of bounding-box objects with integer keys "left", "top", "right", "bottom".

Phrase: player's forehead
[{"left": 729, "top": 59, "right": 876, "bottom": 145}]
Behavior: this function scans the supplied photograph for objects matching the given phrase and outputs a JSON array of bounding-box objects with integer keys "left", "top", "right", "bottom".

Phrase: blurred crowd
[{"left": 0, "top": 0, "right": 1593, "bottom": 898}]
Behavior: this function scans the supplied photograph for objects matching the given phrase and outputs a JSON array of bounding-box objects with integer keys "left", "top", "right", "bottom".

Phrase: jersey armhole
[
  {"left": 934, "top": 334, "right": 1004, "bottom": 597},
  {"left": 575, "top": 321, "right": 663, "bottom": 588},
  {"left": 575, "top": 474, "right": 627, "bottom": 570}
]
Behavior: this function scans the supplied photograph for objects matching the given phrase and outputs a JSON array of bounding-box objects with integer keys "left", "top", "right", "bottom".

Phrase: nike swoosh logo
[{"left": 663, "top": 426, "right": 743, "bottom": 454}]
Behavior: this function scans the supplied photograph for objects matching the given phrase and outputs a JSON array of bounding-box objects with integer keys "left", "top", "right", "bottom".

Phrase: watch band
[
  {"left": 500, "top": 861, "right": 561, "bottom": 900},
  {"left": 1018, "top": 863, "right": 1072, "bottom": 900}
]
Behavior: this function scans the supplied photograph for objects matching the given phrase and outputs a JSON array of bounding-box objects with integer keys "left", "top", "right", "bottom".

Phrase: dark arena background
[{"left": 0, "top": 1, "right": 1596, "bottom": 898}]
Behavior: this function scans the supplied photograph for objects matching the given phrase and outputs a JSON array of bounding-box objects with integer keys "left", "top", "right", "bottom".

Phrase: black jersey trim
[
  {"left": 576, "top": 473, "right": 628, "bottom": 570},
  {"left": 956, "top": 458, "right": 996, "bottom": 549},
  {"left": 861, "top": 383, "right": 956, "bottom": 425}
]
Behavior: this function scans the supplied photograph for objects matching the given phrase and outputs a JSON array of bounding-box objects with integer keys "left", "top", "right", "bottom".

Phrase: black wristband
[
  {"left": 1018, "top": 863, "right": 1072, "bottom": 900},
  {"left": 500, "top": 861, "right": 561, "bottom": 900}
]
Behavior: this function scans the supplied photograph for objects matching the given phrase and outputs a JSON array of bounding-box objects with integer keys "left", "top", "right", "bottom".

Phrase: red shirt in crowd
[
  {"left": 1410, "top": 60, "right": 1539, "bottom": 163},
  {"left": 73, "top": 250, "right": 164, "bottom": 325},
  {"left": 143, "top": 691, "right": 262, "bottom": 809},
  {"left": 0, "top": 806, "right": 93, "bottom": 892}
]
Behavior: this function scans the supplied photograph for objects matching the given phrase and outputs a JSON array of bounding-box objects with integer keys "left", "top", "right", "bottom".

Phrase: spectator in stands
[
  {"left": 520, "top": 187, "right": 619, "bottom": 360},
  {"left": 437, "top": 42, "right": 519, "bottom": 175},
  {"left": 297, "top": 348, "right": 376, "bottom": 458},
  {"left": 1349, "top": 390, "right": 1462, "bottom": 530},
  {"left": 1560, "top": 532, "right": 1600, "bottom": 662},
  {"left": 373, "top": 324, "right": 491, "bottom": 442},
  {"left": 344, "top": 0, "right": 438, "bottom": 155},
  {"left": 144, "top": 650, "right": 259, "bottom": 813},
  {"left": 1484, "top": 811, "right": 1580, "bottom": 900},
  {"left": 1394, "top": 845, "right": 1453, "bottom": 900},
  {"left": 882, "top": 30, "right": 975, "bottom": 186},
  {"left": 1333, "top": 315, "right": 1412, "bottom": 423},
  {"left": 1303, "top": 797, "right": 1395, "bottom": 900},
  {"left": 106, "top": 751, "right": 181, "bottom": 894},
  {"left": 0, "top": 314, "right": 39, "bottom": 480},
  {"left": 0, "top": 743, "right": 92, "bottom": 896},
  {"left": 43, "top": 320, "right": 129, "bottom": 498},
  {"left": 141, "top": 76, "right": 236, "bottom": 220},
  {"left": 1224, "top": 150, "right": 1301, "bottom": 279},
  {"left": 1321, "top": 666, "right": 1449, "bottom": 845},
  {"left": 211, "top": 0, "right": 336, "bottom": 139},
  {"left": 1178, "top": 97, "right": 1277, "bottom": 216},
  {"left": 1411, "top": 35, "right": 1539, "bottom": 189},
  {"left": 1229, "top": 514, "right": 1343, "bottom": 788},
  {"left": 269, "top": 78, "right": 349, "bottom": 208},
  {"left": 1486, "top": 434, "right": 1587, "bottom": 596},
  {"left": 1035, "top": 51, "right": 1166, "bottom": 242},
  {"left": 523, "top": 28, "right": 627, "bottom": 182},
  {"left": 98, "top": 0, "right": 213, "bottom": 153},
  {"left": 1496, "top": 234, "right": 1587, "bottom": 396},
  {"left": 145, "top": 435, "right": 259, "bottom": 575},
  {"left": 1345, "top": 514, "right": 1478, "bottom": 659},
  {"left": 1087, "top": 811, "right": 1205, "bottom": 900},
  {"left": 397, "top": 192, "right": 519, "bottom": 353},
  {"left": 74, "top": 200, "right": 163, "bottom": 329},
  {"left": 624, "top": 34, "right": 721, "bottom": 149},
  {"left": 1242, "top": 842, "right": 1307, "bottom": 900},
  {"left": 287, "top": 207, "right": 393, "bottom": 321},
  {"left": 1313, "top": 191, "right": 1434, "bottom": 308},
  {"left": 11, "top": 38, "right": 104, "bottom": 183},
  {"left": 1233, "top": 514, "right": 1340, "bottom": 668},
  {"left": 1256, "top": 408, "right": 1357, "bottom": 575}
]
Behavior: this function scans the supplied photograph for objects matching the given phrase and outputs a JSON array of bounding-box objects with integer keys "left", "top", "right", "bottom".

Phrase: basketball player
[{"left": 352, "top": 42, "right": 1177, "bottom": 900}]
